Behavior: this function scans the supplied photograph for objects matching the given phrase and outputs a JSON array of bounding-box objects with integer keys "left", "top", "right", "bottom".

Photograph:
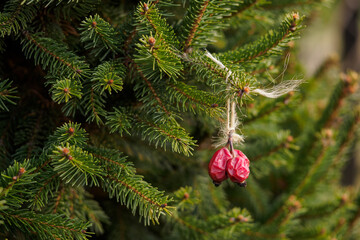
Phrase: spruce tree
[{"left": 0, "top": 0, "right": 359, "bottom": 239}]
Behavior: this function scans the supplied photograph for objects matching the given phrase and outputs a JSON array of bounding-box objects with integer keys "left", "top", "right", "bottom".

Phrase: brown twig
[{"left": 184, "top": 0, "right": 210, "bottom": 50}]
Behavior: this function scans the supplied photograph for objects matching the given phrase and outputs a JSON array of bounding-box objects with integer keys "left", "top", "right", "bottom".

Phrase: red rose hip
[
  {"left": 208, "top": 147, "right": 232, "bottom": 187},
  {"left": 226, "top": 149, "right": 250, "bottom": 186}
]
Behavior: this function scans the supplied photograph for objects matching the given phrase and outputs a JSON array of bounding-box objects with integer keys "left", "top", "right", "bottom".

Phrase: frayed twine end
[{"left": 252, "top": 80, "right": 303, "bottom": 98}]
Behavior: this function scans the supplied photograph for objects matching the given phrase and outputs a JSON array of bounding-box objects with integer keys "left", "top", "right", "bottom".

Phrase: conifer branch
[
  {"left": 134, "top": 63, "right": 170, "bottom": 115},
  {"left": 90, "top": 88, "right": 101, "bottom": 120},
  {"left": 169, "top": 83, "right": 212, "bottom": 108},
  {"left": 33, "top": 173, "right": 59, "bottom": 209},
  {"left": 123, "top": 27, "right": 137, "bottom": 53},
  {"left": 50, "top": 145, "right": 104, "bottom": 187},
  {"left": 252, "top": 136, "right": 292, "bottom": 162},
  {"left": 45, "top": 122, "right": 88, "bottom": 148},
  {"left": 295, "top": 72, "right": 358, "bottom": 165},
  {"left": 0, "top": 211, "right": 89, "bottom": 239},
  {"left": 172, "top": 215, "right": 208, "bottom": 235},
  {"left": 166, "top": 81, "right": 224, "bottom": 116},
  {"left": 345, "top": 204, "right": 360, "bottom": 238},
  {"left": 34, "top": 159, "right": 52, "bottom": 173},
  {"left": 25, "top": 111, "right": 43, "bottom": 159},
  {"left": 52, "top": 188, "right": 64, "bottom": 214},
  {"left": 244, "top": 93, "right": 293, "bottom": 124},
  {"left": 21, "top": 32, "right": 89, "bottom": 78},
  {"left": 133, "top": 114, "right": 197, "bottom": 156},
  {"left": 23, "top": 33, "right": 77, "bottom": 72},
  {"left": 0, "top": 79, "right": 18, "bottom": 111},
  {"left": 184, "top": 0, "right": 209, "bottom": 50},
  {"left": 219, "top": 13, "right": 302, "bottom": 64},
  {"left": 79, "top": 14, "right": 121, "bottom": 59},
  {"left": 0, "top": 2, "right": 37, "bottom": 37},
  {"left": 136, "top": 2, "right": 179, "bottom": 47},
  {"left": 238, "top": 31, "right": 290, "bottom": 63},
  {"left": 105, "top": 107, "right": 132, "bottom": 135},
  {"left": 107, "top": 175, "right": 161, "bottom": 207},
  {"left": 102, "top": 171, "right": 171, "bottom": 225},
  {"left": 0, "top": 4, "right": 22, "bottom": 27},
  {"left": 332, "top": 113, "right": 360, "bottom": 165},
  {"left": 227, "top": 0, "right": 258, "bottom": 18}
]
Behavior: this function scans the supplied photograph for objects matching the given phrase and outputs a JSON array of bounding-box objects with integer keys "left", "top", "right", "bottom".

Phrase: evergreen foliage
[{"left": 0, "top": 0, "right": 359, "bottom": 239}]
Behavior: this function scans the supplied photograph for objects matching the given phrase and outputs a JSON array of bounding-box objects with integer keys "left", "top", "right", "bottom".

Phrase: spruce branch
[
  {"left": 12, "top": 110, "right": 48, "bottom": 162},
  {"left": 295, "top": 71, "right": 358, "bottom": 168},
  {"left": 296, "top": 112, "right": 360, "bottom": 196},
  {"left": 183, "top": 0, "right": 209, "bottom": 50},
  {"left": 102, "top": 172, "right": 171, "bottom": 225},
  {"left": 178, "top": 0, "right": 239, "bottom": 50},
  {"left": 22, "top": 0, "right": 100, "bottom": 20},
  {"left": 85, "top": 145, "right": 136, "bottom": 178},
  {"left": 79, "top": 14, "right": 121, "bottom": 60},
  {"left": 345, "top": 194, "right": 360, "bottom": 238},
  {"left": 0, "top": 1, "right": 37, "bottom": 37},
  {"left": 46, "top": 122, "right": 88, "bottom": 148},
  {"left": 31, "top": 172, "right": 60, "bottom": 210},
  {"left": 0, "top": 160, "right": 37, "bottom": 209},
  {"left": 265, "top": 110, "right": 359, "bottom": 227},
  {"left": 133, "top": 61, "right": 171, "bottom": 115},
  {"left": 45, "top": 186, "right": 110, "bottom": 234},
  {"left": 0, "top": 210, "right": 90, "bottom": 240},
  {"left": 135, "top": 34, "right": 183, "bottom": 80},
  {"left": 167, "top": 82, "right": 225, "bottom": 116},
  {"left": 219, "top": 13, "right": 303, "bottom": 65},
  {"left": 84, "top": 145, "right": 172, "bottom": 225},
  {"left": 91, "top": 61, "right": 125, "bottom": 95},
  {"left": 244, "top": 92, "right": 294, "bottom": 124},
  {"left": 0, "top": 79, "right": 18, "bottom": 112},
  {"left": 136, "top": 2, "right": 180, "bottom": 47},
  {"left": 105, "top": 107, "right": 132, "bottom": 136},
  {"left": 133, "top": 114, "right": 197, "bottom": 156},
  {"left": 81, "top": 61, "right": 125, "bottom": 124},
  {"left": 21, "top": 31, "right": 90, "bottom": 78},
  {"left": 82, "top": 86, "right": 106, "bottom": 124},
  {"left": 186, "top": 50, "right": 255, "bottom": 90},
  {"left": 249, "top": 134, "right": 294, "bottom": 162},
  {"left": 225, "top": 0, "right": 261, "bottom": 18},
  {"left": 51, "top": 78, "right": 82, "bottom": 103},
  {"left": 50, "top": 144, "right": 104, "bottom": 187},
  {"left": 171, "top": 214, "right": 209, "bottom": 238}
]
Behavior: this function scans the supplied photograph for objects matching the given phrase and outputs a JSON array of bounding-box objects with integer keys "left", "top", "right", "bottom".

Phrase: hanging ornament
[
  {"left": 205, "top": 50, "right": 250, "bottom": 187},
  {"left": 208, "top": 147, "right": 232, "bottom": 186},
  {"left": 205, "top": 50, "right": 301, "bottom": 188},
  {"left": 226, "top": 149, "right": 250, "bottom": 186}
]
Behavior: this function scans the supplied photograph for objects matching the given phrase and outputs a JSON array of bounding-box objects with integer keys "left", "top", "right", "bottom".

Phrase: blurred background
[{"left": 298, "top": 0, "right": 360, "bottom": 186}]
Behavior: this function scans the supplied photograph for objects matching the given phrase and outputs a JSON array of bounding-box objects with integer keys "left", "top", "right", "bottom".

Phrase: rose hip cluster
[{"left": 208, "top": 147, "right": 250, "bottom": 187}]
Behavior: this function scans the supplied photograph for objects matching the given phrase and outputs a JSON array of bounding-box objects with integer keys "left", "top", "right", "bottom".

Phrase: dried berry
[
  {"left": 226, "top": 149, "right": 250, "bottom": 184},
  {"left": 208, "top": 147, "right": 232, "bottom": 186}
]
